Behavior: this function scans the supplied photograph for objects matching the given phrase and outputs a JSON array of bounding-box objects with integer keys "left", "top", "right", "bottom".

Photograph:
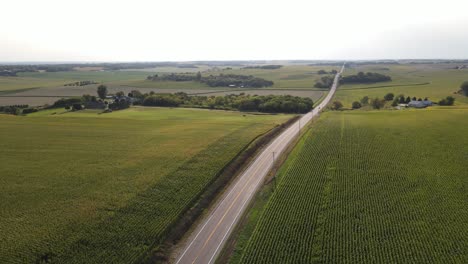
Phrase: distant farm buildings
[{"left": 408, "top": 100, "right": 433, "bottom": 108}]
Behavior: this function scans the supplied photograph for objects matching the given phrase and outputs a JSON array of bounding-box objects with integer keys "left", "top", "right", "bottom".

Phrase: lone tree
[
  {"left": 331, "top": 101, "right": 343, "bottom": 110},
  {"left": 97, "top": 85, "right": 108, "bottom": 100},
  {"left": 352, "top": 101, "right": 362, "bottom": 109},
  {"left": 384, "top": 93, "right": 395, "bottom": 101},
  {"left": 370, "top": 97, "right": 385, "bottom": 109},
  {"left": 399, "top": 96, "right": 406, "bottom": 104},
  {"left": 360, "top": 96, "right": 369, "bottom": 105},
  {"left": 461, "top": 81, "right": 468, "bottom": 96}
]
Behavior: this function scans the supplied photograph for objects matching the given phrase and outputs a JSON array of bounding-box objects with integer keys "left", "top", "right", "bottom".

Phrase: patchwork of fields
[
  {"left": 0, "top": 107, "right": 291, "bottom": 263},
  {"left": 0, "top": 65, "right": 331, "bottom": 106},
  {"left": 335, "top": 64, "right": 468, "bottom": 106},
  {"left": 237, "top": 109, "right": 468, "bottom": 263},
  {"left": 2, "top": 62, "right": 468, "bottom": 263}
]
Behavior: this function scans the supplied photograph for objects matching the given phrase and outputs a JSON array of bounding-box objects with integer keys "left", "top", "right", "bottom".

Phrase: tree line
[
  {"left": 146, "top": 73, "right": 274, "bottom": 88},
  {"left": 141, "top": 93, "right": 312, "bottom": 113},
  {"left": 242, "top": 65, "right": 283, "bottom": 69},
  {"left": 48, "top": 85, "right": 311, "bottom": 114},
  {"left": 64, "top": 80, "right": 98, "bottom": 86},
  {"left": 0, "top": 105, "right": 38, "bottom": 115},
  {"left": 340, "top": 72, "right": 391, "bottom": 84}
]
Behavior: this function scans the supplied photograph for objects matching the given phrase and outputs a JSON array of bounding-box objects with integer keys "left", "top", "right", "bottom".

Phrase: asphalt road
[{"left": 175, "top": 64, "right": 345, "bottom": 264}]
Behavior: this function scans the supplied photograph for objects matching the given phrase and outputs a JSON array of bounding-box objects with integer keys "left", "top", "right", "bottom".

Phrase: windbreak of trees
[
  {"left": 53, "top": 98, "right": 83, "bottom": 108},
  {"left": 142, "top": 92, "right": 313, "bottom": 113},
  {"left": 143, "top": 95, "right": 182, "bottom": 107},
  {"left": 64, "top": 80, "right": 98, "bottom": 86},
  {"left": 201, "top": 74, "right": 273, "bottom": 88},
  {"left": 242, "top": 65, "right": 283, "bottom": 69},
  {"left": 340, "top": 72, "right": 391, "bottom": 84},
  {"left": 0, "top": 105, "right": 32, "bottom": 115},
  {"left": 147, "top": 73, "right": 198, "bottom": 82},
  {"left": 146, "top": 73, "right": 274, "bottom": 88},
  {"left": 0, "top": 65, "right": 76, "bottom": 75}
]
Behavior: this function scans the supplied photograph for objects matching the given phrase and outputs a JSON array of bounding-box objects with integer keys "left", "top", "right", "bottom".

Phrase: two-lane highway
[{"left": 175, "top": 64, "right": 345, "bottom": 264}]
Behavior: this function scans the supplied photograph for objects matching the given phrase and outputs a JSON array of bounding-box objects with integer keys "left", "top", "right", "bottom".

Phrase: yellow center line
[{"left": 191, "top": 157, "right": 268, "bottom": 264}]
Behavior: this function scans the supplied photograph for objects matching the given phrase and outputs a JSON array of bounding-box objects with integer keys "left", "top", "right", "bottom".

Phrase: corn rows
[{"left": 240, "top": 110, "right": 468, "bottom": 263}]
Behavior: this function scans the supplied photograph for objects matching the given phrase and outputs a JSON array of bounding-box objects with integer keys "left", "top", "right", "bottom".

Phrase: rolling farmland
[
  {"left": 335, "top": 63, "right": 468, "bottom": 106},
  {"left": 0, "top": 107, "right": 291, "bottom": 263},
  {"left": 0, "top": 65, "right": 331, "bottom": 106},
  {"left": 237, "top": 109, "right": 468, "bottom": 263}
]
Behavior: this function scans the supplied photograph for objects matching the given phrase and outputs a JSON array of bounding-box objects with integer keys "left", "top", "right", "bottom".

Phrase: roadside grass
[
  {"left": 235, "top": 109, "right": 468, "bottom": 263},
  {"left": 0, "top": 107, "right": 291, "bottom": 263}
]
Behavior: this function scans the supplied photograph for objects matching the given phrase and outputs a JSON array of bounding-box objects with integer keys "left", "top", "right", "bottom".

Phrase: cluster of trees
[
  {"left": 142, "top": 92, "right": 313, "bottom": 113},
  {"left": 331, "top": 101, "right": 344, "bottom": 110},
  {"left": 349, "top": 93, "right": 455, "bottom": 110},
  {"left": 314, "top": 76, "right": 334, "bottom": 88},
  {"left": 439, "top": 96, "right": 455, "bottom": 106},
  {"left": 201, "top": 74, "right": 274, "bottom": 88},
  {"left": 146, "top": 73, "right": 274, "bottom": 88},
  {"left": 0, "top": 65, "right": 75, "bottom": 75},
  {"left": 64, "top": 80, "right": 98, "bottom": 86},
  {"left": 340, "top": 72, "right": 392, "bottom": 84},
  {"left": 0, "top": 105, "right": 38, "bottom": 115},
  {"left": 243, "top": 65, "right": 283, "bottom": 69},
  {"left": 347, "top": 95, "right": 387, "bottom": 110},
  {"left": 53, "top": 98, "right": 84, "bottom": 109},
  {"left": 146, "top": 73, "right": 201, "bottom": 82},
  {"left": 53, "top": 85, "right": 131, "bottom": 111},
  {"left": 317, "top": 69, "right": 338, "bottom": 75}
]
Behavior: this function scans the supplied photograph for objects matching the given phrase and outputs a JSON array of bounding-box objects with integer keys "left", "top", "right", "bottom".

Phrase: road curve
[{"left": 175, "top": 64, "right": 345, "bottom": 264}]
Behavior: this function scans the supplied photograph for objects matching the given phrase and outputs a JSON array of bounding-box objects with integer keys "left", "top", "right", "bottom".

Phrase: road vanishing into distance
[{"left": 175, "top": 64, "right": 345, "bottom": 264}]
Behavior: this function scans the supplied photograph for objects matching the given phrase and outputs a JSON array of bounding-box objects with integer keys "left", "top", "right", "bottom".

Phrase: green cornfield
[
  {"left": 239, "top": 109, "right": 468, "bottom": 263},
  {"left": 0, "top": 107, "right": 290, "bottom": 263}
]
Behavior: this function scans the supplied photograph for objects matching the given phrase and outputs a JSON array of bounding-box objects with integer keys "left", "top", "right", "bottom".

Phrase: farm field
[
  {"left": 0, "top": 71, "right": 150, "bottom": 93},
  {"left": 0, "top": 65, "right": 331, "bottom": 106},
  {"left": 235, "top": 109, "right": 468, "bottom": 263},
  {"left": 335, "top": 63, "right": 468, "bottom": 107},
  {"left": 0, "top": 107, "right": 291, "bottom": 263}
]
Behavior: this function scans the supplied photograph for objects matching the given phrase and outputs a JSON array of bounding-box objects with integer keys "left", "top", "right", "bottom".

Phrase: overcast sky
[{"left": 1, "top": 0, "right": 468, "bottom": 62}]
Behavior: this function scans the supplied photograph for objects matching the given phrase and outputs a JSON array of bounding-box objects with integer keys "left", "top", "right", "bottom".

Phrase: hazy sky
[{"left": 1, "top": 0, "right": 468, "bottom": 62}]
